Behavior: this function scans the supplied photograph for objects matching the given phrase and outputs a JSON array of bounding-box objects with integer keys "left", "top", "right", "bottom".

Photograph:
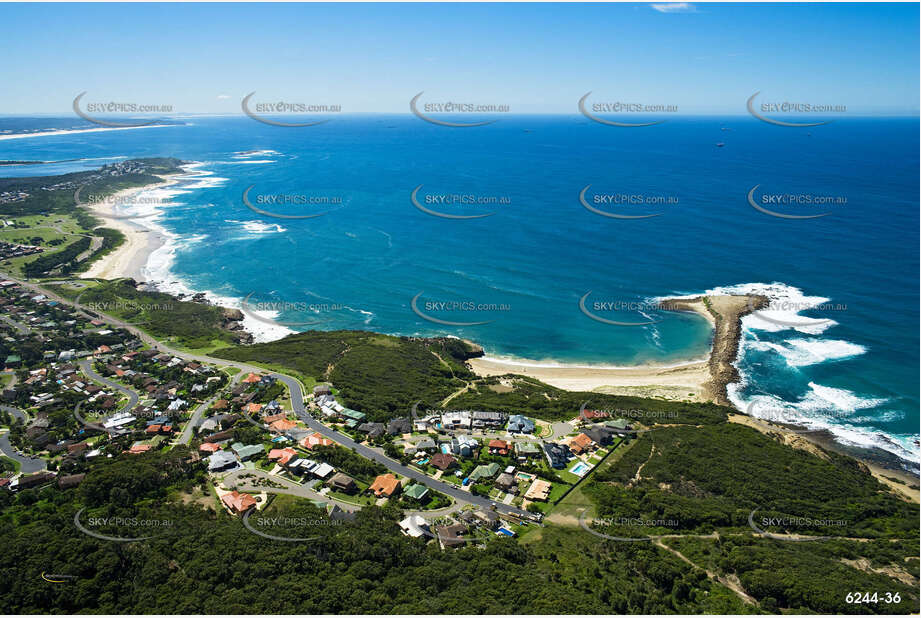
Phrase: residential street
[{"left": 1, "top": 269, "right": 537, "bottom": 520}]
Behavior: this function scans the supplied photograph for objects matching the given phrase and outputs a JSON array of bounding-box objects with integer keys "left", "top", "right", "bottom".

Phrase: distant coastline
[{"left": 0, "top": 124, "right": 175, "bottom": 141}]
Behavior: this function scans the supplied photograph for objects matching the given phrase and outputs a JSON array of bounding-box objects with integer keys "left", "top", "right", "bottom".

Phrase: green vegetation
[
  {"left": 585, "top": 424, "right": 917, "bottom": 539},
  {"left": 22, "top": 235, "right": 91, "bottom": 277},
  {"left": 214, "top": 332, "right": 478, "bottom": 420},
  {"left": 0, "top": 450, "right": 761, "bottom": 614},
  {"left": 49, "top": 279, "right": 239, "bottom": 350},
  {"left": 449, "top": 376, "right": 730, "bottom": 423},
  {"left": 662, "top": 536, "right": 918, "bottom": 614},
  {"left": 308, "top": 444, "right": 386, "bottom": 483}
]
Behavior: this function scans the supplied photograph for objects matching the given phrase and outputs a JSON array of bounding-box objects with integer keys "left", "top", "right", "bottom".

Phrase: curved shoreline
[{"left": 468, "top": 294, "right": 768, "bottom": 404}]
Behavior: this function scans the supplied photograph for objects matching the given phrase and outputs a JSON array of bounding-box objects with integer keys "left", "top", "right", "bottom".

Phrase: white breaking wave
[
  {"left": 749, "top": 338, "right": 867, "bottom": 367},
  {"left": 706, "top": 281, "right": 838, "bottom": 335},
  {"left": 224, "top": 219, "right": 287, "bottom": 234}
]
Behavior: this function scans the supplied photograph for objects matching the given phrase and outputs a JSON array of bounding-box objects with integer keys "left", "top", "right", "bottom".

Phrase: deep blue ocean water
[{"left": 1, "top": 115, "right": 917, "bottom": 467}]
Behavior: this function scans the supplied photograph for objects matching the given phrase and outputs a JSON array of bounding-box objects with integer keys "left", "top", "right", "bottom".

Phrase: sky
[{"left": 0, "top": 2, "right": 918, "bottom": 115}]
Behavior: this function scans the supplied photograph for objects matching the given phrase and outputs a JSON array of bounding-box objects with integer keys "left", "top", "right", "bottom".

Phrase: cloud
[
  {"left": 216, "top": 94, "right": 231, "bottom": 100},
  {"left": 650, "top": 3, "right": 696, "bottom": 13}
]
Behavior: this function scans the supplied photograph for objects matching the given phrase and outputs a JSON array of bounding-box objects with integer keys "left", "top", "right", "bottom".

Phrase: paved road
[
  {"left": 78, "top": 358, "right": 139, "bottom": 414},
  {"left": 0, "top": 314, "right": 30, "bottom": 335},
  {"left": 1, "top": 404, "right": 28, "bottom": 425},
  {"left": 275, "top": 374, "right": 535, "bottom": 520},
  {"left": 0, "top": 404, "right": 47, "bottom": 473},
  {"left": 2, "top": 270, "right": 538, "bottom": 521},
  {"left": 179, "top": 370, "right": 245, "bottom": 446},
  {"left": 223, "top": 468, "right": 362, "bottom": 512}
]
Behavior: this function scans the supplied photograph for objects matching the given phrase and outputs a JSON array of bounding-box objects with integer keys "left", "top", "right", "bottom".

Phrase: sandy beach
[
  {"left": 468, "top": 294, "right": 767, "bottom": 403},
  {"left": 0, "top": 124, "right": 174, "bottom": 141},
  {"left": 79, "top": 175, "right": 181, "bottom": 281}
]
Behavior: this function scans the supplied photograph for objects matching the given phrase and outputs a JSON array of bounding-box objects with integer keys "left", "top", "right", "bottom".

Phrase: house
[
  {"left": 403, "top": 483, "right": 429, "bottom": 502},
  {"left": 543, "top": 442, "right": 572, "bottom": 468},
  {"left": 208, "top": 450, "right": 239, "bottom": 472},
  {"left": 471, "top": 509, "right": 500, "bottom": 530},
  {"left": 12, "top": 472, "right": 55, "bottom": 490},
  {"left": 436, "top": 523, "right": 468, "bottom": 549},
  {"left": 606, "top": 419, "right": 634, "bottom": 435},
  {"left": 398, "top": 514, "right": 430, "bottom": 538},
  {"left": 268, "top": 447, "right": 299, "bottom": 466},
  {"left": 262, "top": 412, "right": 286, "bottom": 424},
  {"left": 128, "top": 444, "right": 152, "bottom": 454},
  {"left": 242, "top": 372, "right": 262, "bottom": 384},
  {"left": 357, "top": 422, "right": 385, "bottom": 439},
  {"left": 441, "top": 410, "right": 471, "bottom": 430},
  {"left": 269, "top": 419, "right": 298, "bottom": 432},
  {"left": 494, "top": 472, "right": 518, "bottom": 493},
  {"left": 583, "top": 425, "right": 618, "bottom": 446},
  {"left": 515, "top": 441, "right": 541, "bottom": 460},
  {"left": 221, "top": 490, "right": 258, "bottom": 514},
  {"left": 429, "top": 452, "right": 457, "bottom": 471},
  {"left": 469, "top": 462, "right": 500, "bottom": 482},
  {"left": 449, "top": 434, "right": 478, "bottom": 457},
  {"left": 300, "top": 432, "right": 334, "bottom": 450},
  {"left": 57, "top": 473, "right": 85, "bottom": 490},
  {"left": 507, "top": 414, "right": 535, "bottom": 434},
  {"left": 471, "top": 410, "right": 507, "bottom": 428},
  {"left": 386, "top": 417, "right": 411, "bottom": 435},
  {"left": 415, "top": 438, "right": 437, "bottom": 452},
  {"left": 488, "top": 439, "right": 511, "bottom": 456},
  {"left": 199, "top": 442, "right": 222, "bottom": 453},
  {"left": 341, "top": 409, "right": 366, "bottom": 424},
  {"left": 580, "top": 408, "right": 609, "bottom": 421},
  {"left": 231, "top": 442, "right": 264, "bottom": 461},
  {"left": 313, "top": 384, "right": 331, "bottom": 397},
  {"left": 569, "top": 433, "right": 595, "bottom": 455},
  {"left": 524, "top": 478, "right": 552, "bottom": 501},
  {"left": 244, "top": 403, "right": 264, "bottom": 416},
  {"left": 369, "top": 473, "right": 401, "bottom": 498},
  {"left": 327, "top": 472, "right": 358, "bottom": 494}
]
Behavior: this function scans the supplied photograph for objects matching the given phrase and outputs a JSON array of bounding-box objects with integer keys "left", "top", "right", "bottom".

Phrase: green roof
[
  {"left": 515, "top": 441, "right": 540, "bottom": 453},
  {"left": 607, "top": 418, "right": 630, "bottom": 429},
  {"left": 342, "top": 409, "right": 366, "bottom": 420},
  {"left": 403, "top": 484, "right": 429, "bottom": 499},
  {"left": 469, "top": 462, "right": 500, "bottom": 481},
  {"left": 231, "top": 442, "right": 265, "bottom": 459},
  {"left": 5, "top": 355, "right": 21, "bottom": 363},
  {"left": 344, "top": 419, "right": 359, "bottom": 428}
]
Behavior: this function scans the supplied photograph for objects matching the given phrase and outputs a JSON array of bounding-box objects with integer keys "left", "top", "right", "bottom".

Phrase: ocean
[{"left": 1, "top": 114, "right": 917, "bottom": 469}]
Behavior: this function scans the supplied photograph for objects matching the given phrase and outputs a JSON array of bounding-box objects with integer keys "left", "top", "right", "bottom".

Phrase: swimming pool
[
  {"left": 440, "top": 444, "right": 450, "bottom": 454},
  {"left": 570, "top": 461, "right": 591, "bottom": 477}
]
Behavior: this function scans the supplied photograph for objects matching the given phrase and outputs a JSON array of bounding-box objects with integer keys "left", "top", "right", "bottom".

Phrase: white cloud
[
  {"left": 216, "top": 94, "right": 231, "bottom": 100},
  {"left": 650, "top": 3, "right": 696, "bottom": 13}
]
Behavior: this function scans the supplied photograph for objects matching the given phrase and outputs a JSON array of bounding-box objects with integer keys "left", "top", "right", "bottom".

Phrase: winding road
[
  {"left": 0, "top": 405, "right": 46, "bottom": 473},
  {"left": 1, "top": 269, "right": 537, "bottom": 520}
]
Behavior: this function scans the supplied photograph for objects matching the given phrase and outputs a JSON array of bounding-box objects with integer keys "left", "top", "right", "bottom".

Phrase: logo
[
  {"left": 241, "top": 92, "right": 338, "bottom": 127},
  {"left": 74, "top": 507, "right": 170, "bottom": 542},
  {"left": 241, "top": 185, "right": 334, "bottom": 220},
  {"left": 410, "top": 185, "right": 502, "bottom": 220},
  {"left": 410, "top": 92, "right": 506, "bottom": 127},
  {"left": 73, "top": 92, "right": 171, "bottom": 128},
  {"left": 746, "top": 92, "right": 841, "bottom": 128},
  {"left": 578, "top": 292, "right": 660, "bottom": 327},
  {"left": 746, "top": 185, "right": 835, "bottom": 220},
  {"left": 578, "top": 92, "right": 672, "bottom": 127},
  {"left": 240, "top": 292, "right": 341, "bottom": 328},
  {"left": 410, "top": 292, "right": 508, "bottom": 327},
  {"left": 578, "top": 185, "right": 667, "bottom": 219},
  {"left": 74, "top": 186, "right": 158, "bottom": 221}
]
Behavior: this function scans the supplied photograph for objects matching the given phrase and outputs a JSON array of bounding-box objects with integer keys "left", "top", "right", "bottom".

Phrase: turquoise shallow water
[{"left": 1, "top": 115, "right": 917, "bottom": 468}]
